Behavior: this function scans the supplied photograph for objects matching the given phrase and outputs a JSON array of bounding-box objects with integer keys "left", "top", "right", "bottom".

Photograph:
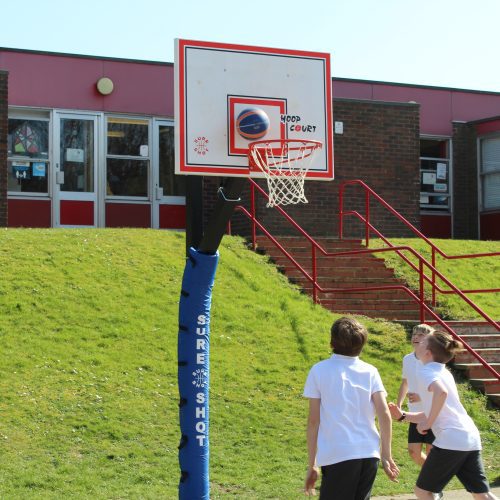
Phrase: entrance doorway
[
  {"left": 152, "top": 120, "right": 186, "bottom": 229},
  {"left": 53, "top": 112, "right": 99, "bottom": 227}
]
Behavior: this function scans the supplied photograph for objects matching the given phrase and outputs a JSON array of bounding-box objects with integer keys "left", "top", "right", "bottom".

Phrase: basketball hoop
[{"left": 248, "top": 139, "right": 323, "bottom": 207}]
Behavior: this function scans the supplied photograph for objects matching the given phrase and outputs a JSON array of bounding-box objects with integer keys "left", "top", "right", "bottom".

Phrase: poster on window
[
  {"left": 65, "top": 148, "right": 84, "bottom": 162},
  {"left": 434, "top": 183, "right": 447, "bottom": 192},
  {"left": 422, "top": 172, "right": 436, "bottom": 184},
  {"left": 32, "top": 162, "right": 47, "bottom": 177},
  {"left": 12, "top": 162, "right": 31, "bottom": 179},
  {"left": 436, "top": 163, "right": 447, "bottom": 180}
]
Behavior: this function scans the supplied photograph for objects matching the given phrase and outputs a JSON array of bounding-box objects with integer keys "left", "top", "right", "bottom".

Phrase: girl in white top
[
  {"left": 396, "top": 324, "right": 436, "bottom": 465},
  {"left": 389, "top": 331, "right": 497, "bottom": 500}
]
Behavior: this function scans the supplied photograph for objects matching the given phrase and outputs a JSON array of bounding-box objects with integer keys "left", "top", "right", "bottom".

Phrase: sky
[{"left": 1, "top": 0, "right": 499, "bottom": 93}]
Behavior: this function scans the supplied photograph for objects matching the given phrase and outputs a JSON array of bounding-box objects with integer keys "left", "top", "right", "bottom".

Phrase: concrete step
[
  {"left": 459, "top": 335, "right": 500, "bottom": 349},
  {"left": 278, "top": 264, "right": 397, "bottom": 278},
  {"left": 316, "top": 290, "right": 419, "bottom": 302},
  {"left": 256, "top": 236, "right": 363, "bottom": 249},
  {"left": 312, "top": 290, "right": 416, "bottom": 301},
  {"left": 454, "top": 363, "right": 500, "bottom": 380},
  {"left": 428, "top": 321, "right": 500, "bottom": 335},
  {"left": 455, "top": 348, "right": 500, "bottom": 364},
  {"left": 469, "top": 378, "right": 500, "bottom": 395}
]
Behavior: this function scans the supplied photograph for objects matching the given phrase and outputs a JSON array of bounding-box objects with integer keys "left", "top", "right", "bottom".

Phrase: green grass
[
  {"left": 0, "top": 229, "right": 498, "bottom": 498},
  {"left": 370, "top": 238, "right": 500, "bottom": 320}
]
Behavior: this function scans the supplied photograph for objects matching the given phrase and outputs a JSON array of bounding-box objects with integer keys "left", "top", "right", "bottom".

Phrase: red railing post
[
  {"left": 419, "top": 259, "right": 425, "bottom": 323},
  {"left": 312, "top": 244, "right": 318, "bottom": 303},
  {"left": 365, "top": 189, "right": 370, "bottom": 247},
  {"left": 432, "top": 248, "right": 436, "bottom": 307},
  {"left": 251, "top": 182, "right": 256, "bottom": 251}
]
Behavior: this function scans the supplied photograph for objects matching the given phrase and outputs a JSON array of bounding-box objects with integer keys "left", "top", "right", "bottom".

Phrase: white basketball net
[{"left": 249, "top": 140, "right": 323, "bottom": 207}]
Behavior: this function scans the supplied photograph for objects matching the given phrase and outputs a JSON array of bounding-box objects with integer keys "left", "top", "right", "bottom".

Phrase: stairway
[
  {"left": 442, "top": 322, "right": 500, "bottom": 407},
  {"left": 256, "top": 236, "right": 423, "bottom": 320},
  {"left": 255, "top": 236, "right": 500, "bottom": 406}
]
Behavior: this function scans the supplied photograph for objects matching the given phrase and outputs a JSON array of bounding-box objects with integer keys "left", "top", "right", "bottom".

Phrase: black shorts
[
  {"left": 320, "top": 458, "right": 379, "bottom": 500},
  {"left": 416, "top": 446, "right": 490, "bottom": 494},
  {"left": 408, "top": 422, "right": 435, "bottom": 444}
]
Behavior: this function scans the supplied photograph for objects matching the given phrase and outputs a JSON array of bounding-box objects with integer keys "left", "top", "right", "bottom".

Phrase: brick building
[{"left": 1, "top": 47, "right": 500, "bottom": 239}]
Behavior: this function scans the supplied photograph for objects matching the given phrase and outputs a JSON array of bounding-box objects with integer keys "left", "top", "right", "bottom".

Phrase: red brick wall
[
  {"left": 204, "top": 98, "right": 421, "bottom": 239},
  {"left": 0, "top": 70, "right": 7, "bottom": 227}
]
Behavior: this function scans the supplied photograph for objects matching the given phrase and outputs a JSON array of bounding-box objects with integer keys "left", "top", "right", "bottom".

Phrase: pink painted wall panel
[
  {"left": 101, "top": 60, "right": 173, "bottom": 116},
  {"left": 475, "top": 119, "right": 500, "bottom": 136},
  {"left": 452, "top": 92, "right": 500, "bottom": 123},
  {"left": 372, "top": 85, "right": 453, "bottom": 136},
  {"left": 333, "top": 80, "right": 373, "bottom": 100},
  {"left": 1, "top": 52, "right": 103, "bottom": 110},
  {"left": 0, "top": 51, "right": 173, "bottom": 116}
]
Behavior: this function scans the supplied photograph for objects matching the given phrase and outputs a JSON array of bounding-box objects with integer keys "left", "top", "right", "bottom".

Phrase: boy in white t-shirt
[
  {"left": 389, "top": 331, "right": 497, "bottom": 500},
  {"left": 303, "top": 317, "right": 399, "bottom": 499},
  {"left": 396, "top": 324, "right": 436, "bottom": 465}
]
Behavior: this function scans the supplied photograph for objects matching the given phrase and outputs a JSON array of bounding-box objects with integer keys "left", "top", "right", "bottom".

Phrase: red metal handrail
[
  {"left": 234, "top": 179, "right": 500, "bottom": 381},
  {"left": 339, "top": 180, "right": 500, "bottom": 305}
]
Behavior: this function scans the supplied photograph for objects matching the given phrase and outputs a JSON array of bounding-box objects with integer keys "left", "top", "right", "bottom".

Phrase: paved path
[{"left": 372, "top": 486, "right": 500, "bottom": 499}]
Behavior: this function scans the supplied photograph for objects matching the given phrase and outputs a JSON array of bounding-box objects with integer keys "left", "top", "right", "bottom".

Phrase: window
[
  {"left": 420, "top": 138, "right": 451, "bottom": 212},
  {"left": 106, "top": 117, "right": 149, "bottom": 198},
  {"left": 480, "top": 136, "right": 500, "bottom": 211},
  {"left": 60, "top": 118, "right": 94, "bottom": 192},
  {"left": 7, "top": 118, "right": 49, "bottom": 194},
  {"left": 158, "top": 125, "right": 185, "bottom": 196}
]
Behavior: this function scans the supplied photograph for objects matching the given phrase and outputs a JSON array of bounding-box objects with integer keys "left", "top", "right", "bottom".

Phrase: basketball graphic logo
[{"left": 236, "top": 108, "right": 270, "bottom": 140}]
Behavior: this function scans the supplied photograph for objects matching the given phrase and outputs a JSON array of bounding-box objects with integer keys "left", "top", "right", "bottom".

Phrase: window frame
[
  {"left": 7, "top": 108, "right": 51, "bottom": 198},
  {"left": 105, "top": 115, "right": 151, "bottom": 201},
  {"left": 478, "top": 133, "right": 500, "bottom": 212},
  {"left": 419, "top": 136, "right": 453, "bottom": 215}
]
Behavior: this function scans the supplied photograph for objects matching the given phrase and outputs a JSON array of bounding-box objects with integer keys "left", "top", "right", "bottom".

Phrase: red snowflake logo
[{"left": 194, "top": 137, "right": 209, "bottom": 155}]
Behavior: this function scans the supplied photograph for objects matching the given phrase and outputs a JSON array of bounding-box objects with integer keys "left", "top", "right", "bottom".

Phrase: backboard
[{"left": 175, "top": 39, "right": 333, "bottom": 180}]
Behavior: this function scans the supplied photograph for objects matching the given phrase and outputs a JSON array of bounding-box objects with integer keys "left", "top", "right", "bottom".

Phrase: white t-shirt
[
  {"left": 402, "top": 352, "right": 423, "bottom": 412},
  {"left": 417, "top": 362, "right": 481, "bottom": 451},
  {"left": 303, "top": 353, "right": 386, "bottom": 466}
]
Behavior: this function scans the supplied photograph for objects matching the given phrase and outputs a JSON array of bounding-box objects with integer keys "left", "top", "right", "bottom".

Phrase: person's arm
[
  {"left": 388, "top": 401, "right": 426, "bottom": 424},
  {"left": 305, "top": 398, "right": 320, "bottom": 496},
  {"left": 416, "top": 380, "right": 447, "bottom": 435},
  {"left": 372, "top": 392, "right": 399, "bottom": 482},
  {"left": 396, "top": 378, "right": 408, "bottom": 408}
]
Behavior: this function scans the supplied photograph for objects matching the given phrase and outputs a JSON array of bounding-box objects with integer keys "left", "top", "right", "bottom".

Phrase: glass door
[
  {"left": 152, "top": 120, "right": 186, "bottom": 229},
  {"left": 53, "top": 113, "right": 99, "bottom": 227}
]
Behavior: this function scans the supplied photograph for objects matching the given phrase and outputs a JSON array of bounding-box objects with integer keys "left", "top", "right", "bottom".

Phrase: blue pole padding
[{"left": 178, "top": 247, "right": 219, "bottom": 500}]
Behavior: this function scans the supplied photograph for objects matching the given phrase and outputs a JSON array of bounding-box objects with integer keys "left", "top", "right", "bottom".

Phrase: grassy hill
[
  {"left": 0, "top": 229, "right": 498, "bottom": 498},
  {"left": 370, "top": 238, "right": 500, "bottom": 320}
]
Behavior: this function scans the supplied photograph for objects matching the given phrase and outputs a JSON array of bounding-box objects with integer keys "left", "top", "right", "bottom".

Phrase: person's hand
[
  {"left": 417, "top": 421, "right": 430, "bottom": 435},
  {"left": 381, "top": 456, "right": 400, "bottom": 482},
  {"left": 408, "top": 392, "right": 421, "bottom": 403},
  {"left": 388, "top": 402, "right": 402, "bottom": 420},
  {"left": 304, "top": 466, "right": 319, "bottom": 496}
]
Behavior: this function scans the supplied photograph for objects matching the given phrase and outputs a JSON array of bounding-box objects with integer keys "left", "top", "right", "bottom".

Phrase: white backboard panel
[{"left": 175, "top": 39, "right": 334, "bottom": 179}]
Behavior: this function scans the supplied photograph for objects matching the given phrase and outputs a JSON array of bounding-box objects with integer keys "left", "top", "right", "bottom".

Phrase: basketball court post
[
  {"left": 185, "top": 176, "right": 204, "bottom": 255},
  {"left": 174, "top": 38, "right": 333, "bottom": 499}
]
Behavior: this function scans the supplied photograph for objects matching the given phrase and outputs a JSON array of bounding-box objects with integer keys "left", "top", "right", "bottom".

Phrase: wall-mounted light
[{"left": 97, "top": 77, "right": 114, "bottom": 95}]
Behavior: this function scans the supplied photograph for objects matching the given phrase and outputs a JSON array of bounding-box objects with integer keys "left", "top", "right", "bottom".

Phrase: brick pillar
[{"left": 452, "top": 122, "right": 478, "bottom": 239}]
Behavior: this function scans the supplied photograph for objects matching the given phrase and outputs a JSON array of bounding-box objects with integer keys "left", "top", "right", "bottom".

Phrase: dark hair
[
  {"left": 426, "top": 331, "right": 463, "bottom": 363},
  {"left": 330, "top": 317, "right": 368, "bottom": 356}
]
